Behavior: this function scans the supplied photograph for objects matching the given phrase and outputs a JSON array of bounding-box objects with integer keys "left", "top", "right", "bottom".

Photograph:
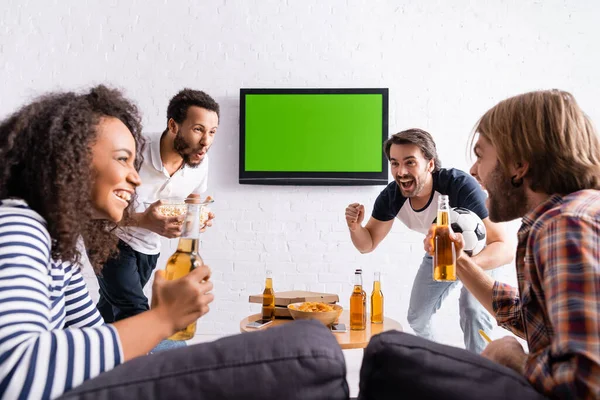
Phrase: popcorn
[
  {"left": 199, "top": 206, "right": 210, "bottom": 225},
  {"left": 157, "top": 204, "right": 187, "bottom": 217}
]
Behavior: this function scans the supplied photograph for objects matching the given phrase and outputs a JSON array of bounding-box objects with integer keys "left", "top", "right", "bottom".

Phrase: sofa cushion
[
  {"left": 358, "top": 331, "right": 548, "bottom": 400},
  {"left": 60, "top": 320, "right": 349, "bottom": 400}
]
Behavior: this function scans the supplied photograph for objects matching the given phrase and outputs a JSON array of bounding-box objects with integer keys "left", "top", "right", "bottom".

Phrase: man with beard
[
  {"left": 345, "top": 128, "right": 513, "bottom": 354},
  {"left": 432, "top": 90, "right": 598, "bottom": 398},
  {"left": 363, "top": 90, "right": 600, "bottom": 399},
  {"left": 96, "top": 89, "right": 219, "bottom": 330}
]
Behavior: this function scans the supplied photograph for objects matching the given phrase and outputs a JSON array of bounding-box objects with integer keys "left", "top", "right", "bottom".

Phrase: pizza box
[
  {"left": 274, "top": 306, "right": 294, "bottom": 318},
  {"left": 248, "top": 290, "right": 339, "bottom": 307}
]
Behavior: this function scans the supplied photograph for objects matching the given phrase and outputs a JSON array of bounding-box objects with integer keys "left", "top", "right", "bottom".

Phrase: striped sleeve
[
  {"left": 0, "top": 212, "right": 123, "bottom": 399},
  {"left": 62, "top": 263, "right": 104, "bottom": 328}
]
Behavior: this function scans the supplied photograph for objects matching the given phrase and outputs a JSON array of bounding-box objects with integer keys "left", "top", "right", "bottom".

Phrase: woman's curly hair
[{"left": 0, "top": 85, "right": 145, "bottom": 273}]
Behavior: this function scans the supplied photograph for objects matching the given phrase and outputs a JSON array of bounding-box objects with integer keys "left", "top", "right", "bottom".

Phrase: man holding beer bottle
[
  {"left": 345, "top": 128, "right": 513, "bottom": 353},
  {"left": 362, "top": 90, "right": 599, "bottom": 399},
  {"left": 96, "top": 89, "right": 219, "bottom": 334}
]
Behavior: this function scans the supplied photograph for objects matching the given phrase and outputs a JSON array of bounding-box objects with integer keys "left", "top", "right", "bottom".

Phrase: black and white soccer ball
[{"left": 449, "top": 207, "right": 486, "bottom": 257}]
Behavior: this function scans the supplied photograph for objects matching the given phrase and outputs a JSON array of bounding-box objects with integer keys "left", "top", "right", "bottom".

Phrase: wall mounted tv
[{"left": 239, "top": 88, "right": 389, "bottom": 185}]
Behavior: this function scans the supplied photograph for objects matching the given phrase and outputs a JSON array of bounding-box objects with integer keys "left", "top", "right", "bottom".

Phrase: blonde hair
[{"left": 472, "top": 89, "right": 600, "bottom": 194}]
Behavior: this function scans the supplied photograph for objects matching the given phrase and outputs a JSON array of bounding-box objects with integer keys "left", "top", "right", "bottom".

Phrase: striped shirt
[
  {"left": 0, "top": 199, "right": 123, "bottom": 399},
  {"left": 492, "top": 190, "right": 600, "bottom": 399}
]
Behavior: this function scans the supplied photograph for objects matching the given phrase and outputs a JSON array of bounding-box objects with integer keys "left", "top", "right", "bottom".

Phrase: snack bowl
[
  {"left": 287, "top": 302, "right": 343, "bottom": 326},
  {"left": 143, "top": 198, "right": 186, "bottom": 217}
]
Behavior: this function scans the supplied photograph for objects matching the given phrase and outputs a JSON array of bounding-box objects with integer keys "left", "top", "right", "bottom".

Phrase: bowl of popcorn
[
  {"left": 184, "top": 196, "right": 213, "bottom": 227},
  {"left": 287, "top": 302, "right": 343, "bottom": 326},
  {"left": 157, "top": 198, "right": 187, "bottom": 217}
]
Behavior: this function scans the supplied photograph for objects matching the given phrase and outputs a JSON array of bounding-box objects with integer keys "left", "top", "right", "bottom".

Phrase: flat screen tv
[{"left": 239, "top": 88, "right": 389, "bottom": 185}]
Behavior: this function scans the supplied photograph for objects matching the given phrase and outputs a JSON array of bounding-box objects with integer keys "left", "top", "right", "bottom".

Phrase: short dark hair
[
  {"left": 0, "top": 85, "right": 145, "bottom": 273},
  {"left": 383, "top": 128, "right": 441, "bottom": 172},
  {"left": 166, "top": 88, "right": 220, "bottom": 125}
]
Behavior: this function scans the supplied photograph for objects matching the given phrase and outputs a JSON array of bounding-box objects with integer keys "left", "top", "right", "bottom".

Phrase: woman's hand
[{"left": 151, "top": 265, "right": 214, "bottom": 333}]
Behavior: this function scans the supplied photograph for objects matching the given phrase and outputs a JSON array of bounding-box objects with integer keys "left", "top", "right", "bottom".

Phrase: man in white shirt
[{"left": 96, "top": 89, "right": 219, "bottom": 323}]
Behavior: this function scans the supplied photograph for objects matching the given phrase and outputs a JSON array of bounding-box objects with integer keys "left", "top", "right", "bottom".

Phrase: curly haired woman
[
  {"left": 0, "top": 85, "right": 348, "bottom": 400},
  {"left": 0, "top": 86, "right": 214, "bottom": 398}
]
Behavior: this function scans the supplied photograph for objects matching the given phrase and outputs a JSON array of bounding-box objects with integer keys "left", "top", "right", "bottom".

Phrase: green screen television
[{"left": 239, "top": 88, "right": 389, "bottom": 185}]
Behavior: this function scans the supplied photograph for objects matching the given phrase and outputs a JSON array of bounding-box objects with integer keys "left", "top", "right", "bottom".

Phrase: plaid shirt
[{"left": 492, "top": 190, "right": 600, "bottom": 399}]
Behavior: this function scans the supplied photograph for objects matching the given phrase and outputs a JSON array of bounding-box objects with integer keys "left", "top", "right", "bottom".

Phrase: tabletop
[{"left": 239, "top": 310, "right": 403, "bottom": 350}]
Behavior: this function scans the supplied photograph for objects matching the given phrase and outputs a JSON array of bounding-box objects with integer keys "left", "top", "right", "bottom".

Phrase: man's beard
[
  {"left": 173, "top": 130, "right": 204, "bottom": 168},
  {"left": 396, "top": 171, "right": 427, "bottom": 198},
  {"left": 485, "top": 164, "right": 528, "bottom": 222}
]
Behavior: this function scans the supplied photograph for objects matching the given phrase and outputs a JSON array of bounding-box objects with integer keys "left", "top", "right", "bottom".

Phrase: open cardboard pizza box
[{"left": 249, "top": 291, "right": 339, "bottom": 318}]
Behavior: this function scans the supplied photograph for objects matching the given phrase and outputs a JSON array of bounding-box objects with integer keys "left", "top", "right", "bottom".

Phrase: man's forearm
[
  {"left": 349, "top": 226, "right": 374, "bottom": 253},
  {"left": 456, "top": 256, "right": 496, "bottom": 314},
  {"left": 471, "top": 241, "right": 513, "bottom": 270}
]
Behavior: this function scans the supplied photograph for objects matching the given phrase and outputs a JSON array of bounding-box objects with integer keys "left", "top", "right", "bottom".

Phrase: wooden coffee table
[{"left": 239, "top": 310, "right": 403, "bottom": 350}]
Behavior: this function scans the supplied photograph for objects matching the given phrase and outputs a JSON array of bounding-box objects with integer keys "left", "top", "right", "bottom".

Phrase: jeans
[
  {"left": 407, "top": 254, "right": 495, "bottom": 354},
  {"left": 96, "top": 240, "right": 160, "bottom": 322},
  {"left": 150, "top": 339, "right": 188, "bottom": 354}
]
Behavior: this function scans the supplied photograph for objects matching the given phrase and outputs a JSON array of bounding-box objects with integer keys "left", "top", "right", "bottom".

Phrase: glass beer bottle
[
  {"left": 350, "top": 269, "right": 366, "bottom": 330},
  {"left": 261, "top": 270, "right": 275, "bottom": 320},
  {"left": 370, "top": 271, "right": 384, "bottom": 324},
  {"left": 164, "top": 200, "right": 206, "bottom": 340},
  {"left": 433, "top": 195, "right": 457, "bottom": 281}
]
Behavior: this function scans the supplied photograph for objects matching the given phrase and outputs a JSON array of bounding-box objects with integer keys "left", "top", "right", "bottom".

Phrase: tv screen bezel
[{"left": 239, "top": 88, "right": 389, "bottom": 186}]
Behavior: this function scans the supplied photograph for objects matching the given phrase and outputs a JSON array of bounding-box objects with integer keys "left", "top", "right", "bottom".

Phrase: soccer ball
[{"left": 448, "top": 207, "right": 486, "bottom": 257}]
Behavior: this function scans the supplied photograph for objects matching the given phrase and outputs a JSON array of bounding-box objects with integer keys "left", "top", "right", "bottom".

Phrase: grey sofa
[
  {"left": 60, "top": 320, "right": 350, "bottom": 400},
  {"left": 358, "top": 330, "right": 549, "bottom": 400}
]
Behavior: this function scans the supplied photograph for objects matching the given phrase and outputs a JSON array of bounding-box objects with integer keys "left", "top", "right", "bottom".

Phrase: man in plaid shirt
[
  {"left": 361, "top": 90, "right": 598, "bottom": 400},
  {"left": 425, "top": 89, "right": 599, "bottom": 398}
]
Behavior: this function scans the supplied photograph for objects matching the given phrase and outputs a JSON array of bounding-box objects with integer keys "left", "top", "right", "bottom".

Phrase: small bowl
[
  {"left": 287, "top": 302, "right": 343, "bottom": 327},
  {"left": 157, "top": 200, "right": 187, "bottom": 217},
  {"left": 142, "top": 198, "right": 187, "bottom": 217}
]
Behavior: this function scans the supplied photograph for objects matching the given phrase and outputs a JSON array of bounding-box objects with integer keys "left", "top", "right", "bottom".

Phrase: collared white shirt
[{"left": 116, "top": 133, "right": 209, "bottom": 254}]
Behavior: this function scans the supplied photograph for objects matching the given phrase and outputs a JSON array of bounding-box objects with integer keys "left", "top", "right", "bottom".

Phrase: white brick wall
[{"left": 2, "top": 0, "right": 599, "bottom": 348}]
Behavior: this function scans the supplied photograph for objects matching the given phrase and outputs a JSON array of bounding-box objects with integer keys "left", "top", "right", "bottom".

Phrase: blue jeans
[
  {"left": 407, "top": 254, "right": 495, "bottom": 354},
  {"left": 149, "top": 339, "right": 187, "bottom": 354}
]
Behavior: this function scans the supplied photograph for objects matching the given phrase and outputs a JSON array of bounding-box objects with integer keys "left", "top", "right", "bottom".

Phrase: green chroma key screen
[{"left": 244, "top": 93, "right": 383, "bottom": 172}]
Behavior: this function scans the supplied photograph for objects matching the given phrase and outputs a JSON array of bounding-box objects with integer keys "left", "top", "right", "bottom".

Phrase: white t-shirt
[
  {"left": 116, "top": 133, "right": 209, "bottom": 254},
  {"left": 372, "top": 168, "right": 488, "bottom": 235}
]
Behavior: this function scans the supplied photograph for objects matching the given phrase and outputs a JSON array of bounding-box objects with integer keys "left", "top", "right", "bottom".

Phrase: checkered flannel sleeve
[
  {"left": 492, "top": 281, "right": 526, "bottom": 339},
  {"left": 525, "top": 215, "right": 600, "bottom": 399}
]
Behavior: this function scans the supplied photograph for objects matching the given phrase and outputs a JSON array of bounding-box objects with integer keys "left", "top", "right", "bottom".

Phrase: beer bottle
[
  {"left": 164, "top": 199, "right": 206, "bottom": 340},
  {"left": 350, "top": 269, "right": 366, "bottom": 330},
  {"left": 261, "top": 270, "right": 275, "bottom": 320},
  {"left": 370, "top": 271, "right": 384, "bottom": 324},
  {"left": 433, "top": 195, "right": 457, "bottom": 281}
]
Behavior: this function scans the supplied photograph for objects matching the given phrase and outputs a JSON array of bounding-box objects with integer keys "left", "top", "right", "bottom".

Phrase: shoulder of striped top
[
  {"left": 0, "top": 198, "right": 124, "bottom": 398},
  {"left": 0, "top": 198, "right": 47, "bottom": 224}
]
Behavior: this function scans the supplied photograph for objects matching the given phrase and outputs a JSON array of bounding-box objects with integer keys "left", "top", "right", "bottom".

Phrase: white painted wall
[{"left": 2, "top": 0, "right": 599, "bottom": 348}]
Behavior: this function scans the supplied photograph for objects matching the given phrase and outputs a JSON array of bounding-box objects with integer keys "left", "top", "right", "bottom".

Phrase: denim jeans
[
  {"left": 149, "top": 339, "right": 188, "bottom": 354},
  {"left": 407, "top": 254, "right": 496, "bottom": 354}
]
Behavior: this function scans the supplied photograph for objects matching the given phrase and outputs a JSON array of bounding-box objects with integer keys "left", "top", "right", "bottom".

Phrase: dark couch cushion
[
  {"left": 358, "top": 331, "right": 549, "bottom": 400},
  {"left": 60, "top": 320, "right": 349, "bottom": 400}
]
